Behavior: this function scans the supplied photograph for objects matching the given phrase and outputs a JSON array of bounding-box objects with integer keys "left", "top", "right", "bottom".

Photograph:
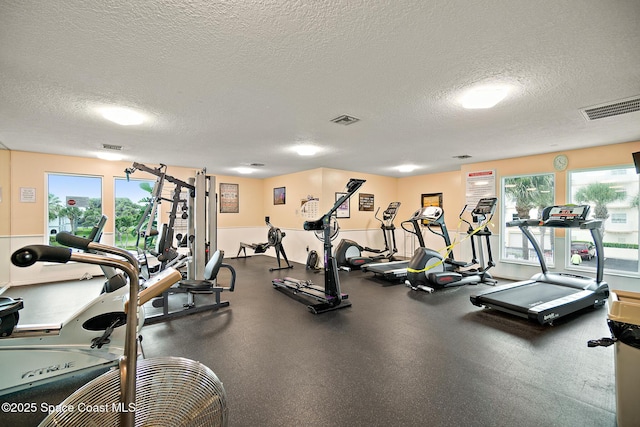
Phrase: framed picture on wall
[
  {"left": 219, "top": 183, "right": 239, "bottom": 213},
  {"left": 359, "top": 193, "right": 374, "bottom": 211},
  {"left": 274, "top": 187, "right": 286, "bottom": 205},
  {"left": 421, "top": 193, "right": 443, "bottom": 225},
  {"left": 335, "top": 192, "right": 350, "bottom": 218}
]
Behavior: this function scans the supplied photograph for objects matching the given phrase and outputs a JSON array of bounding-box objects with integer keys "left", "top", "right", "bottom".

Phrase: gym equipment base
[{"left": 272, "top": 277, "right": 351, "bottom": 314}]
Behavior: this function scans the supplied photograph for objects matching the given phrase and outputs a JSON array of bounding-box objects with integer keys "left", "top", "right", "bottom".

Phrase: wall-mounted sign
[
  {"left": 359, "top": 193, "right": 374, "bottom": 211},
  {"left": 465, "top": 170, "right": 496, "bottom": 210},
  {"left": 20, "top": 187, "right": 36, "bottom": 203},
  {"left": 66, "top": 196, "right": 89, "bottom": 208}
]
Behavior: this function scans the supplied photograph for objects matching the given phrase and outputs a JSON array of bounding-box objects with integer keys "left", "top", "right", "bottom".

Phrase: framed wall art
[
  {"left": 359, "top": 193, "right": 374, "bottom": 211},
  {"left": 335, "top": 192, "right": 350, "bottom": 218},
  {"left": 421, "top": 193, "right": 443, "bottom": 225},
  {"left": 274, "top": 187, "right": 286, "bottom": 205},
  {"left": 220, "top": 183, "right": 239, "bottom": 213}
]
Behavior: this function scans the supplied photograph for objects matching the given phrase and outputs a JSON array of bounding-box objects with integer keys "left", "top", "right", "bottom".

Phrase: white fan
[{"left": 313, "top": 215, "right": 340, "bottom": 241}]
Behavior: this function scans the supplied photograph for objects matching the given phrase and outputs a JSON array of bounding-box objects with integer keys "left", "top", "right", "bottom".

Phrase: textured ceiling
[{"left": 1, "top": 0, "right": 639, "bottom": 178}]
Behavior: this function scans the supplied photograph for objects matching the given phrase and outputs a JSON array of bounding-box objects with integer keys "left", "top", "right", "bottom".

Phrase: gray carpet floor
[{"left": 2, "top": 255, "right": 618, "bottom": 426}]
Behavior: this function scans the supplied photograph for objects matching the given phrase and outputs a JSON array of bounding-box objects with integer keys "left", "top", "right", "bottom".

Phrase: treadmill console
[
  {"left": 541, "top": 205, "right": 590, "bottom": 227},
  {"left": 414, "top": 206, "right": 443, "bottom": 222}
]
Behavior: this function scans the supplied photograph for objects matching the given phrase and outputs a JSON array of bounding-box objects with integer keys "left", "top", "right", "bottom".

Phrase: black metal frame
[{"left": 272, "top": 178, "right": 366, "bottom": 314}]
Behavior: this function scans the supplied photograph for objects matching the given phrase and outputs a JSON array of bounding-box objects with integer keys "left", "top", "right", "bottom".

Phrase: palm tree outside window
[
  {"left": 569, "top": 167, "right": 639, "bottom": 275},
  {"left": 501, "top": 174, "right": 555, "bottom": 265}
]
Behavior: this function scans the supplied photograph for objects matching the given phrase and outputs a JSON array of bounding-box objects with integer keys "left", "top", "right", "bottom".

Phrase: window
[
  {"left": 501, "top": 173, "right": 555, "bottom": 265},
  {"left": 47, "top": 174, "right": 102, "bottom": 245},
  {"left": 568, "top": 167, "right": 639, "bottom": 275},
  {"left": 114, "top": 177, "right": 157, "bottom": 249},
  {"left": 611, "top": 213, "right": 627, "bottom": 224}
]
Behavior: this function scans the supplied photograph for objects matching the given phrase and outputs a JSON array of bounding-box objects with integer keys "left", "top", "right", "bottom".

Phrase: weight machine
[{"left": 125, "top": 162, "right": 234, "bottom": 323}]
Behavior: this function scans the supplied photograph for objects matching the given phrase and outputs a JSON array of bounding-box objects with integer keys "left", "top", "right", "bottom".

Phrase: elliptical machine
[
  {"left": 334, "top": 201, "right": 401, "bottom": 270},
  {"left": 406, "top": 197, "right": 498, "bottom": 293}
]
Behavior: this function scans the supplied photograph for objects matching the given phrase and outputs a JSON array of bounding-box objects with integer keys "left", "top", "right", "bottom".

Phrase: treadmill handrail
[
  {"left": 590, "top": 225, "right": 605, "bottom": 284},
  {"left": 400, "top": 218, "right": 426, "bottom": 249},
  {"left": 508, "top": 215, "right": 605, "bottom": 284}
]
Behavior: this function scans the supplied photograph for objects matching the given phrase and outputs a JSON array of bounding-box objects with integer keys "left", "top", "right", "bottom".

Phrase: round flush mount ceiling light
[
  {"left": 294, "top": 144, "right": 320, "bottom": 156},
  {"left": 96, "top": 152, "right": 124, "bottom": 161},
  {"left": 397, "top": 164, "right": 417, "bottom": 173},
  {"left": 235, "top": 167, "right": 255, "bottom": 174},
  {"left": 99, "top": 106, "right": 146, "bottom": 126},
  {"left": 459, "top": 84, "right": 511, "bottom": 109}
]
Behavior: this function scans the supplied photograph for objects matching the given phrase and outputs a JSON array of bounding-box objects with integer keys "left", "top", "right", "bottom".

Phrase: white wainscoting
[
  {"left": 219, "top": 227, "right": 394, "bottom": 267},
  {"left": 0, "top": 234, "right": 10, "bottom": 287}
]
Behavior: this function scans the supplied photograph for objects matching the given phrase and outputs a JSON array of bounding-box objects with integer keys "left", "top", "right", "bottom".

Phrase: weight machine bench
[{"left": 144, "top": 250, "right": 236, "bottom": 324}]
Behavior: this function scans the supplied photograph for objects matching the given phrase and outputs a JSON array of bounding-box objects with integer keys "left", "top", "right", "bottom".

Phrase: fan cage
[{"left": 38, "top": 356, "right": 228, "bottom": 427}]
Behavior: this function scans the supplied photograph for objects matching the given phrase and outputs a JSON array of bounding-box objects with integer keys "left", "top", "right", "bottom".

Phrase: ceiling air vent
[
  {"left": 581, "top": 96, "right": 640, "bottom": 121},
  {"left": 102, "top": 143, "right": 123, "bottom": 151},
  {"left": 453, "top": 155, "right": 472, "bottom": 159},
  {"left": 330, "top": 115, "right": 360, "bottom": 125}
]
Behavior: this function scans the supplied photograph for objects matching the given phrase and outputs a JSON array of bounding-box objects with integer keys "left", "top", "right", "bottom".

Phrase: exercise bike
[
  {"left": 406, "top": 197, "right": 498, "bottom": 293},
  {"left": 334, "top": 201, "right": 401, "bottom": 270},
  {"left": 10, "top": 236, "right": 226, "bottom": 427},
  {"left": 0, "top": 228, "right": 181, "bottom": 396}
]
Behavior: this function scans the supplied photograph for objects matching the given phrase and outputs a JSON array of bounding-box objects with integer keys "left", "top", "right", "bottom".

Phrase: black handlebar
[
  {"left": 11, "top": 245, "right": 72, "bottom": 267},
  {"left": 56, "top": 231, "right": 92, "bottom": 251}
]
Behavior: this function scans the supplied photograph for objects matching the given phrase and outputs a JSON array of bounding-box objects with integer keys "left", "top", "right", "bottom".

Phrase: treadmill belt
[
  {"left": 366, "top": 261, "right": 409, "bottom": 274},
  {"left": 481, "top": 282, "right": 581, "bottom": 312}
]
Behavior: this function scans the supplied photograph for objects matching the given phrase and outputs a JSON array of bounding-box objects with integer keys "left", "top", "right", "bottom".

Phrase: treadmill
[
  {"left": 361, "top": 206, "right": 442, "bottom": 283},
  {"left": 470, "top": 205, "right": 609, "bottom": 325}
]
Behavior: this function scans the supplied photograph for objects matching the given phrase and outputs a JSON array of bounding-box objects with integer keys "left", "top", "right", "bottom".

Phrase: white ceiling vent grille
[
  {"left": 582, "top": 96, "right": 640, "bottom": 121},
  {"left": 330, "top": 115, "right": 360, "bottom": 125},
  {"left": 102, "top": 143, "right": 123, "bottom": 151}
]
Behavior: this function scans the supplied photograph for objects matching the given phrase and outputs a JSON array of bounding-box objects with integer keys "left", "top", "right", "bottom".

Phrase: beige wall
[
  {"left": 0, "top": 149, "right": 10, "bottom": 285},
  {"left": 262, "top": 167, "right": 399, "bottom": 230},
  {"left": 4, "top": 140, "right": 640, "bottom": 287},
  {"left": 263, "top": 168, "right": 323, "bottom": 229},
  {"left": 458, "top": 141, "right": 640, "bottom": 237},
  {"left": 8, "top": 151, "right": 265, "bottom": 236},
  {"left": 5, "top": 151, "right": 266, "bottom": 285},
  {"left": 0, "top": 149, "right": 10, "bottom": 236},
  {"left": 320, "top": 168, "right": 398, "bottom": 230},
  {"left": 11, "top": 141, "right": 637, "bottom": 237}
]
